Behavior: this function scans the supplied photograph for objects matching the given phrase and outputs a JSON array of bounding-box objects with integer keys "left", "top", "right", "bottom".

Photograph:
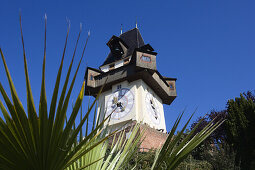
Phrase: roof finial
[
  {"left": 120, "top": 24, "right": 123, "bottom": 34},
  {"left": 135, "top": 17, "right": 138, "bottom": 28}
]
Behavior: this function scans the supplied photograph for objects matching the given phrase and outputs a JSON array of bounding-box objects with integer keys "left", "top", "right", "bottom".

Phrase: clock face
[
  {"left": 145, "top": 93, "right": 160, "bottom": 125},
  {"left": 105, "top": 88, "right": 134, "bottom": 120}
]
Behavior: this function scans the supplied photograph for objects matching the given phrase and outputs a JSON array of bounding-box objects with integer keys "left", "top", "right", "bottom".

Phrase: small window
[
  {"left": 89, "top": 74, "right": 94, "bottom": 80},
  {"left": 140, "top": 55, "right": 151, "bottom": 63},
  {"left": 110, "top": 42, "right": 124, "bottom": 56},
  {"left": 117, "top": 85, "right": 121, "bottom": 90},
  {"left": 109, "top": 64, "right": 115, "bottom": 70},
  {"left": 169, "top": 82, "right": 174, "bottom": 90}
]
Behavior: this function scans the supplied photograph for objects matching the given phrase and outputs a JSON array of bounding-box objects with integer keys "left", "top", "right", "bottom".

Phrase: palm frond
[
  {"left": 65, "top": 123, "right": 142, "bottom": 170},
  {"left": 0, "top": 15, "right": 107, "bottom": 170},
  {"left": 151, "top": 113, "right": 225, "bottom": 170}
]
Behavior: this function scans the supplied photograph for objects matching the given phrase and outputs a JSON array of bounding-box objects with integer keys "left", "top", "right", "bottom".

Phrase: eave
[{"left": 85, "top": 64, "right": 177, "bottom": 105}]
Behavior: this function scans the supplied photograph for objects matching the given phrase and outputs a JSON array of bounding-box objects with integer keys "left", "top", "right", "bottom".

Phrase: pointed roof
[{"left": 101, "top": 28, "right": 145, "bottom": 67}]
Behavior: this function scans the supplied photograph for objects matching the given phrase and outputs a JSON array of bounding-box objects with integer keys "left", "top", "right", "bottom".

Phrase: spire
[
  {"left": 120, "top": 24, "right": 123, "bottom": 34},
  {"left": 136, "top": 18, "right": 139, "bottom": 47}
]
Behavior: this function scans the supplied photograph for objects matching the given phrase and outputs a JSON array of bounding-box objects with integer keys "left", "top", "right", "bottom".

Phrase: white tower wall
[{"left": 96, "top": 79, "right": 167, "bottom": 132}]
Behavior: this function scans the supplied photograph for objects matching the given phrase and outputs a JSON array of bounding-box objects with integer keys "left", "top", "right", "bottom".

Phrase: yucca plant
[
  {"left": 0, "top": 15, "right": 121, "bottom": 170},
  {"left": 65, "top": 123, "right": 143, "bottom": 170},
  {"left": 151, "top": 112, "right": 224, "bottom": 170}
]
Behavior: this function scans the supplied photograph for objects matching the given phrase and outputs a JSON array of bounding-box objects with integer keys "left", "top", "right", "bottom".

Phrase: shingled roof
[{"left": 101, "top": 28, "right": 145, "bottom": 67}]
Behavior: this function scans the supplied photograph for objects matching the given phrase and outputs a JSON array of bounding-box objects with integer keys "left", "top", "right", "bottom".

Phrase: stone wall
[
  {"left": 139, "top": 124, "right": 168, "bottom": 152},
  {"left": 107, "top": 122, "right": 168, "bottom": 152}
]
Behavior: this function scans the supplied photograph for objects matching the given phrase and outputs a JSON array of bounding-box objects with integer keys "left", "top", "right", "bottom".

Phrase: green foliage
[
  {"left": 176, "top": 155, "right": 213, "bottom": 170},
  {"left": 151, "top": 112, "right": 224, "bottom": 170},
  {"left": 126, "top": 150, "right": 156, "bottom": 169},
  {"left": 206, "top": 144, "right": 237, "bottom": 170},
  {"left": 127, "top": 151, "right": 214, "bottom": 170},
  {"left": 192, "top": 142, "right": 238, "bottom": 170},
  {"left": 191, "top": 110, "right": 227, "bottom": 146},
  {"left": 65, "top": 124, "right": 142, "bottom": 170},
  {"left": 189, "top": 91, "right": 255, "bottom": 170},
  {"left": 189, "top": 110, "right": 237, "bottom": 169},
  {"left": 226, "top": 92, "right": 255, "bottom": 170},
  {"left": 0, "top": 15, "right": 111, "bottom": 170}
]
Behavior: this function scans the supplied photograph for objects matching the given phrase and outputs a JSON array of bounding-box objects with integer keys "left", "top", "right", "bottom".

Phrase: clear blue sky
[{"left": 1, "top": 0, "right": 255, "bottom": 131}]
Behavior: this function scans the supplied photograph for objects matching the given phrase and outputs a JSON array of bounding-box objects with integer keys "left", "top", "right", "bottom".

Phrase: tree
[
  {"left": 191, "top": 110, "right": 227, "bottom": 145},
  {"left": 226, "top": 91, "right": 255, "bottom": 170},
  {"left": 190, "top": 110, "right": 228, "bottom": 162},
  {"left": 190, "top": 109, "right": 246, "bottom": 170}
]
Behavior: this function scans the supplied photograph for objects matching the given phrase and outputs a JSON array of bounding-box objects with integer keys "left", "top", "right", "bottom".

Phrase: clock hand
[
  {"left": 120, "top": 103, "right": 125, "bottom": 112},
  {"left": 116, "top": 101, "right": 121, "bottom": 107},
  {"left": 116, "top": 101, "right": 125, "bottom": 112}
]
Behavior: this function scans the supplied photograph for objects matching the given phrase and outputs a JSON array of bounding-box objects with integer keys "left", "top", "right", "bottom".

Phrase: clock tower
[{"left": 84, "top": 28, "right": 176, "bottom": 135}]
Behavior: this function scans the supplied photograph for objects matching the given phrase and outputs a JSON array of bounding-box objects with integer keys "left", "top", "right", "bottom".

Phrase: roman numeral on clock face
[{"left": 146, "top": 92, "right": 160, "bottom": 125}]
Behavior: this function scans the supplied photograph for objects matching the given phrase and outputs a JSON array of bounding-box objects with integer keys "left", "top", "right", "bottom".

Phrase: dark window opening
[
  {"left": 110, "top": 41, "right": 124, "bottom": 57},
  {"left": 169, "top": 83, "right": 174, "bottom": 90},
  {"left": 90, "top": 74, "right": 93, "bottom": 80}
]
